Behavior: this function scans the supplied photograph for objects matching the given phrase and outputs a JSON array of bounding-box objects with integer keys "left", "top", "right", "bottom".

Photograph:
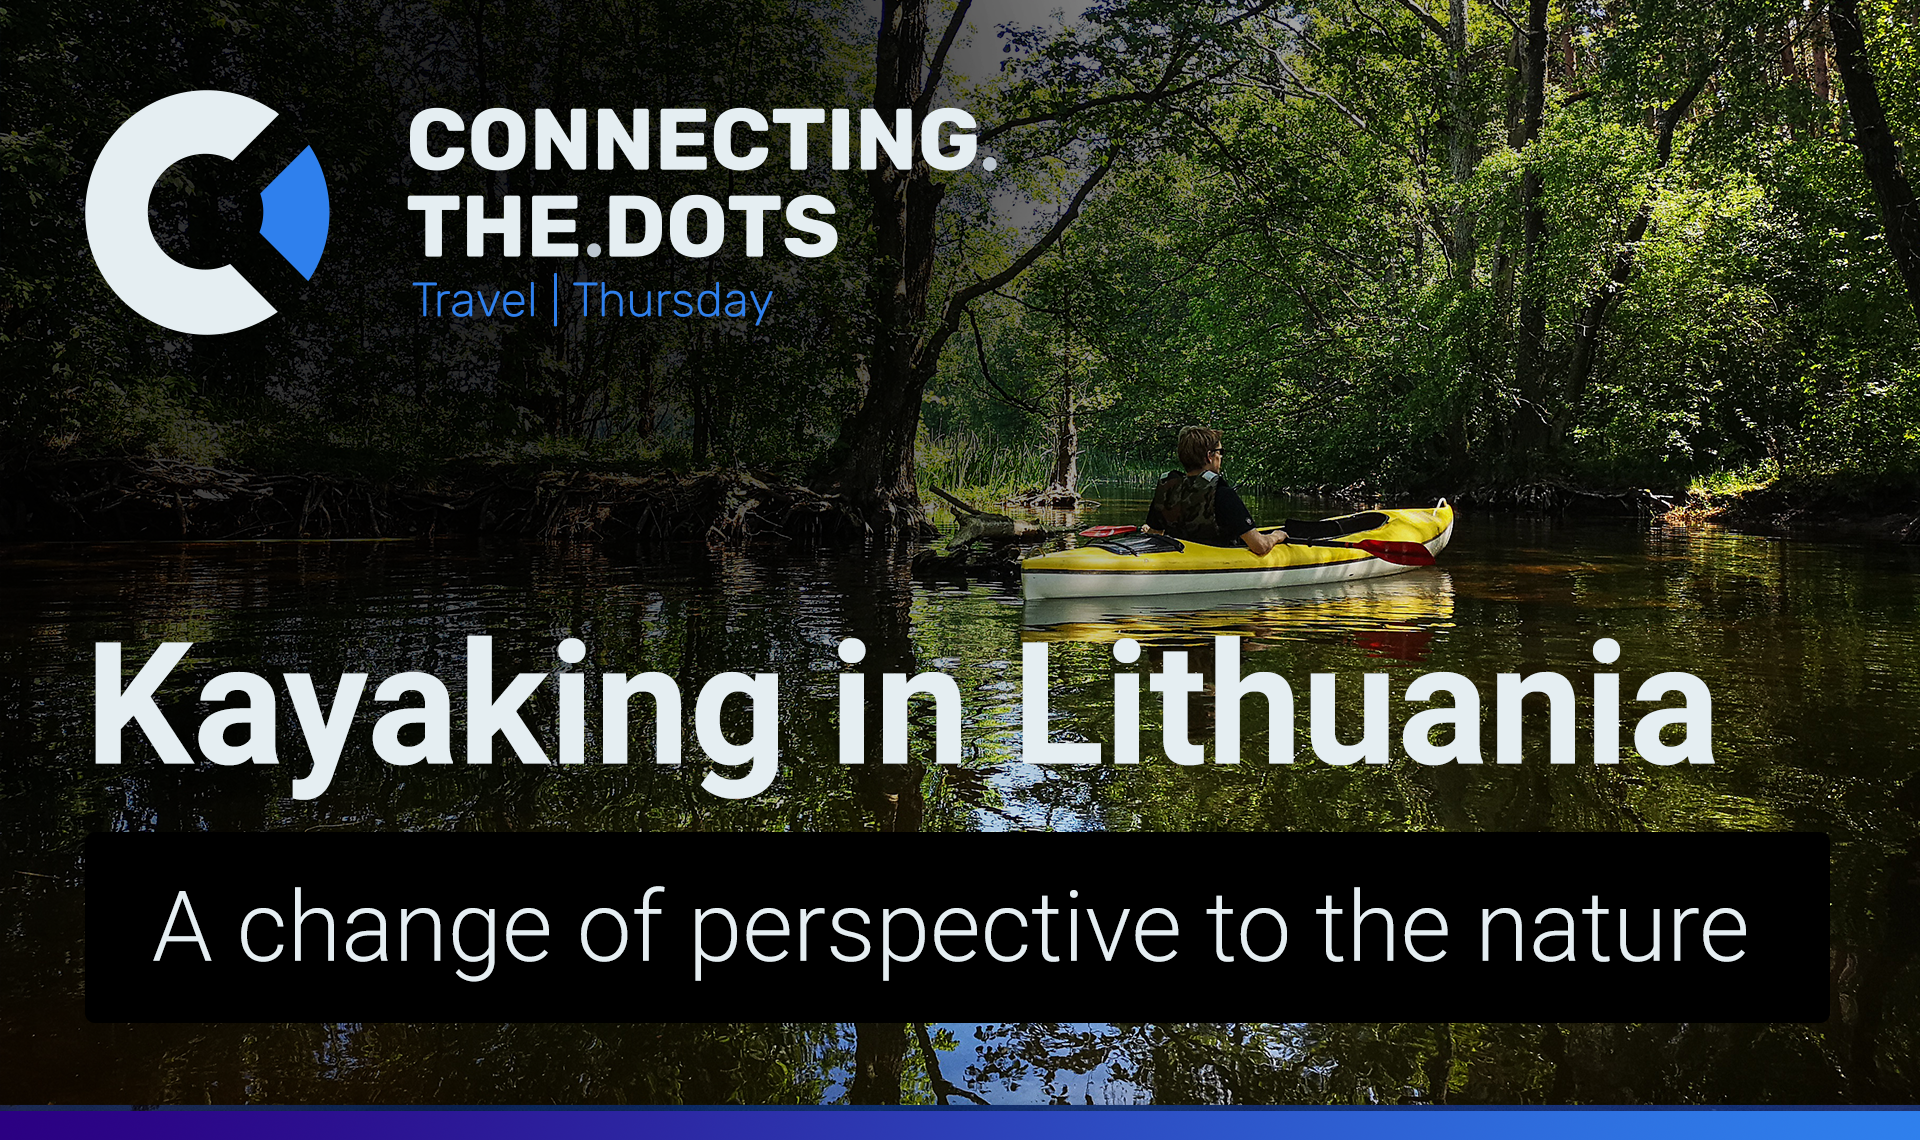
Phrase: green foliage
[
  {"left": 5, "top": 0, "right": 1919, "bottom": 493},
  {"left": 928, "top": 0, "right": 1920, "bottom": 495}
]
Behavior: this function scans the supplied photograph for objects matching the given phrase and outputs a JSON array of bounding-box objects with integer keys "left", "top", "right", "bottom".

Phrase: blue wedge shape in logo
[{"left": 259, "top": 146, "right": 329, "bottom": 280}]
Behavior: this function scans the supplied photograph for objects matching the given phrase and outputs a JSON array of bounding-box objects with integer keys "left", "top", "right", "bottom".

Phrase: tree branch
[
  {"left": 973, "top": 7, "right": 1288, "bottom": 148},
  {"left": 1652, "top": 68, "right": 1711, "bottom": 164},
  {"left": 1392, "top": 0, "right": 1451, "bottom": 42},
  {"left": 920, "top": 155, "right": 1116, "bottom": 367},
  {"left": 1218, "top": 0, "right": 1289, "bottom": 31},
  {"left": 914, "top": 0, "right": 972, "bottom": 120},
  {"left": 912, "top": 1022, "right": 991, "bottom": 1106},
  {"left": 987, "top": 288, "right": 1071, "bottom": 318},
  {"left": 1265, "top": 51, "right": 1373, "bottom": 132},
  {"left": 1479, "top": 0, "right": 1525, "bottom": 34},
  {"left": 1561, "top": 63, "right": 1717, "bottom": 403},
  {"left": 967, "top": 307, "right": 1047, "bottom": 415},
  {"left": 978, "top": 78, "right": 1206, "bottom": 144},
  {"left": 976, "top": 0, "right": 1287, "bottom": 139}
]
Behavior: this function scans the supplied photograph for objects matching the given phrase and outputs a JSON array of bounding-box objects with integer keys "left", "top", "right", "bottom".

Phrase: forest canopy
[{"left": 4, "top": 0, "right": 1918, "bottom": 510}]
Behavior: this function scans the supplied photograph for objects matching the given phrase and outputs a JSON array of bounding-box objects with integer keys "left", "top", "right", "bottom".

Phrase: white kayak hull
[{"left": 1020, "top": 503, "right": 1454, "bottom": 602}]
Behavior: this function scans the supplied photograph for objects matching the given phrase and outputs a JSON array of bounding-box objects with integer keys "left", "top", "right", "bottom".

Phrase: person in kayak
[{"left": 1145, "top": 426, "right": 1288, "bottom": 554}]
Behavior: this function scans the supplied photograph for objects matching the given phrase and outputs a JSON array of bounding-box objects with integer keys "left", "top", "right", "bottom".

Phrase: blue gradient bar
[{"left": 5, "top": 1109, "right": 1916, "bottom": 1140}]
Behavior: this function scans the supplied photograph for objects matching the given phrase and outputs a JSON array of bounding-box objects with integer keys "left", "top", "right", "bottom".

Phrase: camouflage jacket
[{"left": 1147, "top": 470, "right": 1225, "bottom": 543}]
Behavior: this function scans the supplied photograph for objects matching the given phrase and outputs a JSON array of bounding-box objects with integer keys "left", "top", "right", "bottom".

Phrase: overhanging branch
[
  {"left": 967, "top": 307, "right": 1047, "bottom": 415},
  {"left": 920, "top": 154, "right": 1116, "bottom": 367}
]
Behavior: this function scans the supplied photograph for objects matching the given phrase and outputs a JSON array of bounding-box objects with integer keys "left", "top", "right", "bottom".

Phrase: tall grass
[
  {"left": 917, "top": 425, "right": 1052, "bottom": 499},
  {"left": 915, "top": 426, "right": 1162, "bottom": 523},
  {"left": 1080, "top": 448, "right": 1164, "bottom": 486},
  {"left": 1689, "top": 460, "right": 1782, "bottom": 498}
]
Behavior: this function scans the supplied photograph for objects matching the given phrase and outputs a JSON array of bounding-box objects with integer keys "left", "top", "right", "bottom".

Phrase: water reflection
[
  {"left": 1024, "top": 573, "right": 1454, "bottom": 661},
  {"left": 1, "top": 490, "right": 1918, "bottom": 1102}
]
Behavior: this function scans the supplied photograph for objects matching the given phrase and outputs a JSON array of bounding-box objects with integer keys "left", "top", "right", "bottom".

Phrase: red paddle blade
[
  {"left": 1353, "top": 539, "right": 1436, "bottom": 566},
  {"left": 1079, "top": 525, "right": 1139, "bottom": 538}
]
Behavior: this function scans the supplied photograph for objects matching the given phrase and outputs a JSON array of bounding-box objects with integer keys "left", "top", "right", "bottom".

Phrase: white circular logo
[{"left": 87, "top": 91, "right": 329, "bottom": 335}]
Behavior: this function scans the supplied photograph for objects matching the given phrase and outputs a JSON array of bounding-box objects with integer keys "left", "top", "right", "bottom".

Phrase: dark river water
[{"left": 3, "top": 488, "right": 1917, "bottom": 1103}]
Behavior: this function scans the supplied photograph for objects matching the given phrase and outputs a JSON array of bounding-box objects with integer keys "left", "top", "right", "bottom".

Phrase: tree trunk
[
  {"left": 1447, "top": 0, "right": 1478, "bottom": 286},
  {"left": 1049, "top": 310, "right": 1080, "bottom": 494},
  {"left": 849, "top": 1023, "right": 908, "bottom": 1104},
  {"left": 832, "top": 357, "right": 935, "bottom": 522},
  {"left": 830, "top": 0, "right": 946, "bottom": 525},
  {"left": 825, "top": 0, "right": 1143, "bottom": 529},
  {"left": 1049, "top": 399, "right": 1079, "bottom": 494},
  {"left": 1812, "top": 14, "right": 1832, "bottom": 113},
  {"left": 1490, "top": 26, "right": 1528, "bottom": 308},
  {"left": 1830, "top": 0, "right": 1920, "bottom": 324},
  {"left": 1509, "top": 0, "right": 1552, "bottom": 459}
]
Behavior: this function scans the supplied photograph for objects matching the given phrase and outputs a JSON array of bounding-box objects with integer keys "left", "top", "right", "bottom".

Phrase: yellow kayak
[{"left": 1020, "top": 500, "right": 1453, "bottom": 601}]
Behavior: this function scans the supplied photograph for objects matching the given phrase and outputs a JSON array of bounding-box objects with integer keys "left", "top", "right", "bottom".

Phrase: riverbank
[
  {"left": 1664, "top": 478, "right": 1920, "bottom": 540},
  {"left": 10, "top": 456, "right": 1920, "bottom": 545},
  {"left": 1289, "top": 475, "right": 1920, "bottom": 543},
  {"left": 0, "top": 457, "right": 863, "bottom": 544},
  {"left": 1255, "top": 478, "right": 1677, "bottom": 517}
]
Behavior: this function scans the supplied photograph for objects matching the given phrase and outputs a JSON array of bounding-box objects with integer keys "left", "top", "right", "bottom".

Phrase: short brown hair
[{"left": 1177, "top": 426, "right": 1220, "bottom": 470}]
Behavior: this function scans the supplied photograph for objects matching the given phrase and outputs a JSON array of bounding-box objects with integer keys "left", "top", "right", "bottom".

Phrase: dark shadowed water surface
[{"left": 3, "top": 488, "right": 1917, "bottom": 1103}]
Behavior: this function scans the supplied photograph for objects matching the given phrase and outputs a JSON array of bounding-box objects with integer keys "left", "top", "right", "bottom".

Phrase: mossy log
[{"left": 930, "top": 486, "right": 1059, "bottom": 546}]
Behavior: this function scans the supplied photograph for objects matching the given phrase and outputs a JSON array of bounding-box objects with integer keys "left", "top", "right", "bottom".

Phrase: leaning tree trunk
[
  {"left": 1558, "top": 69, "right": 1713, "bottom": 418},
  {"left": 1830, "top": 0, "right": 1920, "bottom": 324}
]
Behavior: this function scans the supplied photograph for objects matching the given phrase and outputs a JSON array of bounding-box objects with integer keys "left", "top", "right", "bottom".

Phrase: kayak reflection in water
[{"left": 1145, "top": 425, "right": 1290, "bottom": 555}]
